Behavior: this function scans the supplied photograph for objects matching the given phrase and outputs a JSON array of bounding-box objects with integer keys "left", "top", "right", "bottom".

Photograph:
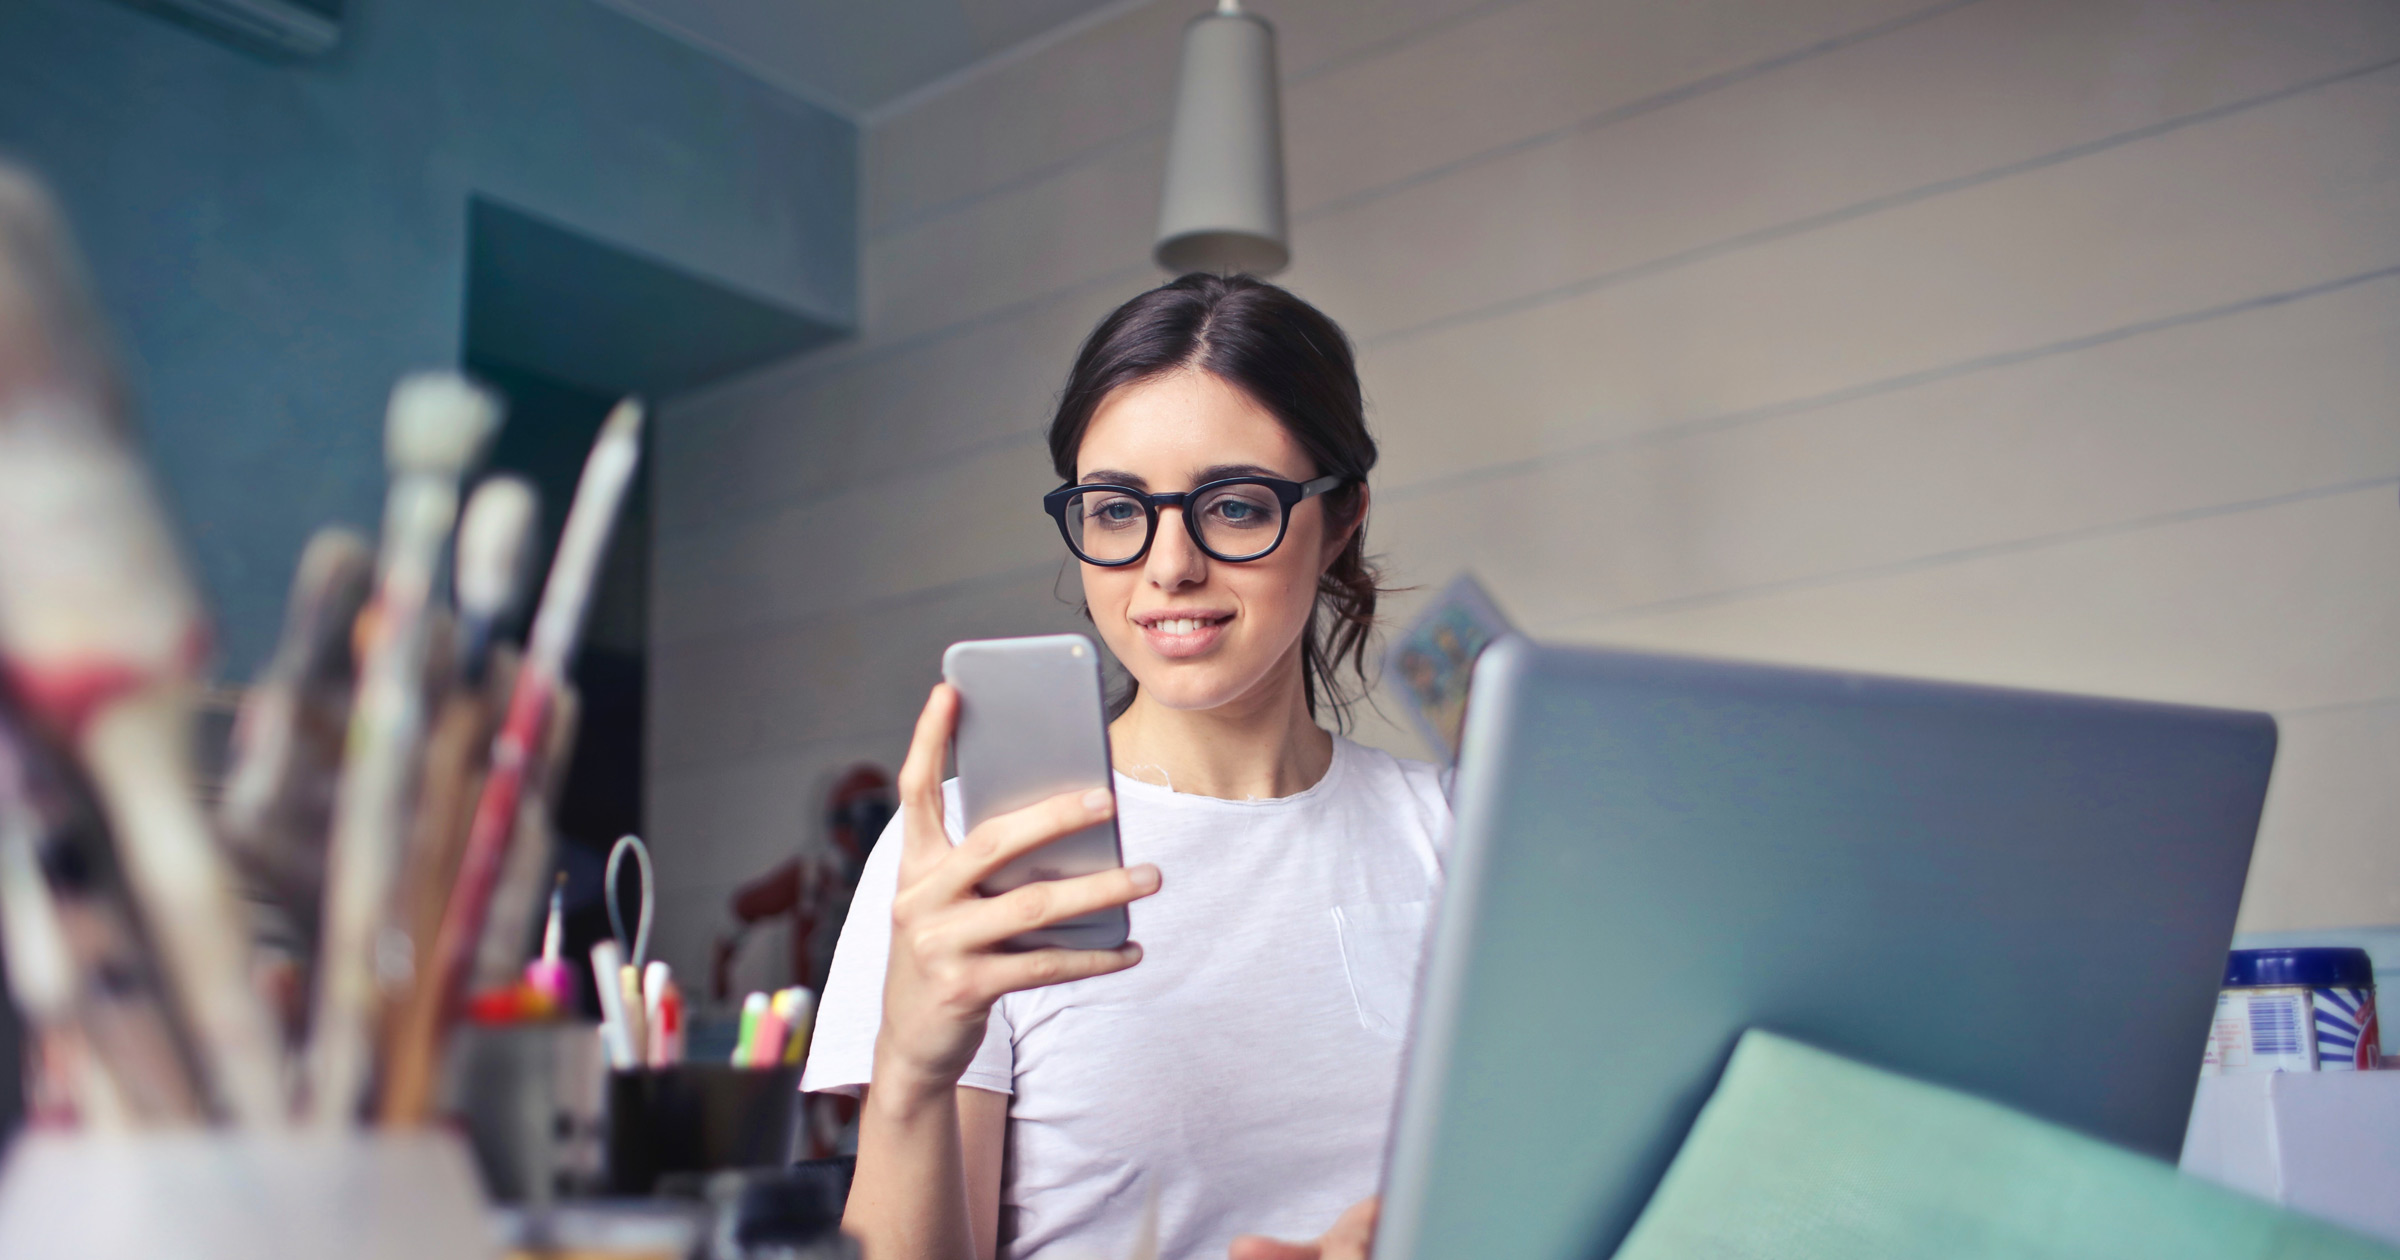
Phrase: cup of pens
[{"left": 602, "top": 988, "right": 817, "bottom": 1195}]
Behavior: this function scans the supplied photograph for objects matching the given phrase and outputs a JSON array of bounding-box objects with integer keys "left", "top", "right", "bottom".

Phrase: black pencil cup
[{"left": 605, "top": 1064, "right": 803, "bottom": 1195}]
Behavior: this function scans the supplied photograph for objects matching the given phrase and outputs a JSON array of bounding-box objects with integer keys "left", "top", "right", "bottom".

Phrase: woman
[{"left": 803, "top": 274, "right": 1449, "bottom": 1260}]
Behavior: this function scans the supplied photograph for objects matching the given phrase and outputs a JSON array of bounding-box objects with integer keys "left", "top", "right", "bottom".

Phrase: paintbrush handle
[
  {"left": 81, "top": 689, "right": 288, "bottom": 1125},
  {"left": 302, "top": 477, "right": 462, "bottom": 1127},
  {"left": 375, "top": 699, "right": 539, "bottom": 1126},
  {"left": 424, "top": 677, "right": 550, "bottom": 1027}
]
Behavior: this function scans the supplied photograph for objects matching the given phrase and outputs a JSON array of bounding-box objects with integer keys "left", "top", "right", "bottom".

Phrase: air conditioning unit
[{"left": 121, "top": 0, "right": 342, "bottom": 59}]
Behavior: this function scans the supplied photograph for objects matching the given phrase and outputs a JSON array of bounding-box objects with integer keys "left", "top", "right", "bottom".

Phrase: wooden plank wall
[{"left": 651, "top": 0, "right": 2400, "bottom": 979}]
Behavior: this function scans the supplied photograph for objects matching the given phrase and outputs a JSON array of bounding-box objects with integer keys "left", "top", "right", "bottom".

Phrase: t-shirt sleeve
[{"left": 799, "top": 780, "right": 1016, "bottom": 1097}]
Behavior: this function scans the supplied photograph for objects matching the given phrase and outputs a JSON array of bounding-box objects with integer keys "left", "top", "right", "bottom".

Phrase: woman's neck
[{"left": 1108, "top": 653, "right": 1334, "bottom": 800}]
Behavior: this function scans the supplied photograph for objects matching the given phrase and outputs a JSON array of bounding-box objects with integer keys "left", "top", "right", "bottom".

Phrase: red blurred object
[
  {"left": 463, "top": 982, "right": 559, "bottom": 1025},
  {"left": 711, "top": 764, "right": 891, "bottom": 1001}
]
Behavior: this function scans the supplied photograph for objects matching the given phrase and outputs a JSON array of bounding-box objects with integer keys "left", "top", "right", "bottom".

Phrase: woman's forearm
[{"left": 844, "top": 1068, "right": 979, "bottom": 1260}]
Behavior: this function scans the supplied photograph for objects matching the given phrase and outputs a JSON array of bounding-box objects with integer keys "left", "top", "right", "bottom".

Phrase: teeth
[{"left": 1152, "top": 617, "right": 1212, "bottom": 634}]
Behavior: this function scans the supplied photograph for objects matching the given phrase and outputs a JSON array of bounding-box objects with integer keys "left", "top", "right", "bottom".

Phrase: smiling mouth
[{"left": 1144, "top": 615, "right": 1230, "bottom": 634}]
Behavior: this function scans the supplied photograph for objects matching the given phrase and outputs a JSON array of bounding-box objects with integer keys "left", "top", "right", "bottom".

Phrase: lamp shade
[{"left": 1154, "top": 5, "right": 1287, "bottom": 275}]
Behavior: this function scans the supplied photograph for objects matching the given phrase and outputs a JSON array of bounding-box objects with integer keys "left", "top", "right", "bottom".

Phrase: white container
[
  {"left": 2182, "top": 1070, "right": 2400, "bottom": 1246},
  {"left": 0, "top": 1129, "right": 496, "bottom": 1259}
]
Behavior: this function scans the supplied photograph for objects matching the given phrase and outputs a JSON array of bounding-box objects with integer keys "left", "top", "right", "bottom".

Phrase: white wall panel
[
  {"left": 658, "top": 281, "right": 1129, "bottom": 540},
  {"left": 863, "top": 135, "right": 1163, "bottom": 345},
  {"left": 2246, "top": 702, "right": 2400, "bottom": 931},
  {"left": 1564, "top": 485, "right": 2400, "bottom": 716},
  {"left": 865, "top": 1, "right": 1184, "bottom": 233},
  {"left": 656, "top": 435, "right": 1062, "bottom": 645},
  {"left": 651, "top": 562, "right": 1082, "bottom": 773},
  {"left": 1373, "top": 273, "right": 2400, "bottom": 625},
  {"left": 1286, "top": 0, "right": 2400, "bottom": 342},
  {"left": 1358, "top": 65, "right": 2400, "bottom": 492},
  {"left": 1282, "top": 0, "right": 1935, "bottom": 215}
]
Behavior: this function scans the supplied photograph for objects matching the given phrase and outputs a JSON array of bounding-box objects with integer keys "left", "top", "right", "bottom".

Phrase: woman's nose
[{"left": 1144, "top": 505, "right": 1208, "bottom": 590}]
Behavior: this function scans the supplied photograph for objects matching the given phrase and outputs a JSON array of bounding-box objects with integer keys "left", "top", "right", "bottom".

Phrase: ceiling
[{"left": 598, "top": 0, "right": 1138, "bottom": 118}]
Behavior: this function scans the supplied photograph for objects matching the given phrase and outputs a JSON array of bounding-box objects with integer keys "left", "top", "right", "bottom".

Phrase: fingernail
[
  {"left": 1123, "top": 942, "right": 1143, "bottom": 961},
  {"left": 1083, "top": 788, "right": 1113, "bottom": 813},
  {"left": 1130, "top": 864, "right": 1161, "bottom": 892}
]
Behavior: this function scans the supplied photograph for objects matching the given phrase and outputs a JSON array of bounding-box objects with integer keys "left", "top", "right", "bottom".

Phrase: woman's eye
[
  {"left": 1207, "top": 495, "right": 1273, "bottom": 527},
  {"left": 1089, "top": 498, "right": 1142, "bottom": 526}
]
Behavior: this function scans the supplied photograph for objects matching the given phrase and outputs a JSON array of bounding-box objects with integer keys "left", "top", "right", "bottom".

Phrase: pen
[
  {"left": 590, "top": 939, "right": 638, "bottom": 1070},
  {"left": 731, "top": 991, "right": 767, "bottom": 1066},
  {"left": 523, "top": 871, "right": 571, "bottom": 1010}
]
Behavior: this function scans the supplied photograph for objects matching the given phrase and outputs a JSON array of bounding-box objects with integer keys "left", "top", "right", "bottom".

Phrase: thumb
[
  {"left": 1227, "top": 1236, "right": 1319, "bottom": 1260},
  {"left": 893, "top": 684, "right": 957, "bottom": 885}
]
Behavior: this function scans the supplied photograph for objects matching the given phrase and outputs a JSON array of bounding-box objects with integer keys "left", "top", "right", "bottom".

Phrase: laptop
[{"left": 1375, "top": 639, "right": 2276, "bottom": 1260}]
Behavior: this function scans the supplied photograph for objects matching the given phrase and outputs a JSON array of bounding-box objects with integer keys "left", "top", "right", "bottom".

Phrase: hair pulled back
[{"left": 1048, "top": 273, "right": 1384, "bottom": 727}]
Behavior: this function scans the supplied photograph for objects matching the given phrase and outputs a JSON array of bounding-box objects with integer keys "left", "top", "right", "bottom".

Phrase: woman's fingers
[
  {"left": 1227, "top": 1197, "right": 1377, "bottom": 1260},
  {"left": 975, "top": 941, "right": 1144, "bottom": 1000},
  {"left": 893, "top": 684, "right": 959, "bottom": 886},
  {"left": 944, "top": 864, "right": 1162, "bottom": 950},
  {"left": 1322, "top": 1198, "right": 1379, "bottom": 1258},
  {"left": 930, "top": 786, "right": 1117, "bottom": 900},
  {"left": 1227, "top": 1237, "right": 1317, "bottom": 1260}
]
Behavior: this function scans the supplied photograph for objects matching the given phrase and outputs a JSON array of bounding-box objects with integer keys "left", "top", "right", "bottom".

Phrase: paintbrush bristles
[
  {"left": 0, "top": 167, "right": 116, "bottom": 409},
  {"left": 454, "top": 477, "right": 536, "bottom": 620},
  {"left": 525, "top": 399, "right": 643, "bottom": 668},
  {"left": 385, "top": 372, "right": 499, "bottom": 476}
]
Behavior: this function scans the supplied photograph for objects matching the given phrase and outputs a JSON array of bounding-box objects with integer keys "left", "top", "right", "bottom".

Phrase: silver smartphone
[{"left": 941, "top": 633, "right": 1129, "bottom": 952}]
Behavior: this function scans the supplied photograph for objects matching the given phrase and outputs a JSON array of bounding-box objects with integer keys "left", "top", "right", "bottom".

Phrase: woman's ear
[{"left": 1321, "top": 482, "right": 1369, "bottom": 573}]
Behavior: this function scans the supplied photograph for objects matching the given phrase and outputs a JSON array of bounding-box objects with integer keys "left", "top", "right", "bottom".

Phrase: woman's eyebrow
[
  {"left": 1079, "top": 469, "right": 1147, "bottom": 488},
  {"left": 1196, "top": 462, "right": 1287, "bottom": 482}
]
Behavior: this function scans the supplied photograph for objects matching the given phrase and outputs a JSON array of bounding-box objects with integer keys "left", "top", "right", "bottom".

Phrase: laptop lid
[{"left": 1376, "top": 639, "right": 2276, "bottom": 1260}]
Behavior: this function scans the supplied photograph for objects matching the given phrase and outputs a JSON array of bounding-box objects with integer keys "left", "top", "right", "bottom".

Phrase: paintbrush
[
  {"left": 219, "top": 527, "right": 373, "bottom": 999},
  {"left": 301, "top": 373, "right": 499, "bottom": 1127},
  {"left": 453, "top": 476, "right": 537, "bottom": 685},
  {"left": 372, "top": 644, "right": 518, "bottom": 1124},
  {"left": 0, "top": 163, "right": 286, "bottom": 1125},
  {"left": 0, "top": 712, "right": 129, "bottom": 1128},
  {"left": 0, "top": 699, "right": 215, "bottom": 1128},
  {"left": 371, "top": 478, "right": 538, "bottom": 1122},
  {"left": 416, "top": 400, "right": 643, "bottom": 1073}
]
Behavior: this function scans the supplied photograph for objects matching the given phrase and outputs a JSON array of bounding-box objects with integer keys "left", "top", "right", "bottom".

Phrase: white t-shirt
[{"left": 802, "top": 735, "right": 1452, "bottom": 1260}]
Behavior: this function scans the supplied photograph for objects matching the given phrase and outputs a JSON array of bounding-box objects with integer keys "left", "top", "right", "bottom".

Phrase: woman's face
[{"left": 1073, "top": 370, "right": 1350, "bottom": 714}]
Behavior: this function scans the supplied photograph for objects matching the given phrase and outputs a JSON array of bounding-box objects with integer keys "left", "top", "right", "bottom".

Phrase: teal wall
[{"left": 0, "top": 0, "right": 855, "bottom": 673}]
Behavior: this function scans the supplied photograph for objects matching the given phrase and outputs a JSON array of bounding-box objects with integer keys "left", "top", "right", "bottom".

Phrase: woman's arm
[
  {"left": 841, "top": 686, "right": 1159, "bottom": 1260},
  {"left": 843, "top": 1083, "right": 1007, "bottom": 1260}
]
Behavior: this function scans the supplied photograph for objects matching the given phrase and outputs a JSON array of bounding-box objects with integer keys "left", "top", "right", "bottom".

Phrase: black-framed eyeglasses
[{"left": 1043, "top": 474, "right": 1344, "bottom": 566}]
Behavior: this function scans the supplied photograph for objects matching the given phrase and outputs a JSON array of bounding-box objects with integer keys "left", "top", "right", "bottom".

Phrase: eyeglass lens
[{"left": 1063, "top": 483, "right": 1288, "bottom": 563}]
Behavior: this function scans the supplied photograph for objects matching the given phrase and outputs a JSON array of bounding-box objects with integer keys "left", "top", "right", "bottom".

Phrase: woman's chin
[{"left": 1126, "top": 661, "right": 1264, "bottom": 714}]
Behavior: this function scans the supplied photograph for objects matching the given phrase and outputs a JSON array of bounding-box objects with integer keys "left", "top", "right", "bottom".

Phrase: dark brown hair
[{"left": 1048, "top": 273, "right": 1384, "bottom": 727}]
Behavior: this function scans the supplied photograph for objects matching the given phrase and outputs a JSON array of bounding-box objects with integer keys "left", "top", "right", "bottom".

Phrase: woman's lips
[{"left": 1137, "top": 613, "right": 1232, "bottom": 659}]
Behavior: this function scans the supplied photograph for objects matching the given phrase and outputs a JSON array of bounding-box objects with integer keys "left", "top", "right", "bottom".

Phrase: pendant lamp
[{"left": 1154, "top": 0, "right": 1288, "bottom": 276}]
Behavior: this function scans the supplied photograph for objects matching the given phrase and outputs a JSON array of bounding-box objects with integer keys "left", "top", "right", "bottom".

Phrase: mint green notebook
[{"left": 1613, "top": 1031, "right": 2396, "bottom": 1260}]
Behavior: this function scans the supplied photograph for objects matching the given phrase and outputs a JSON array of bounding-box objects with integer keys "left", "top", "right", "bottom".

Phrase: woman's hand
[
  {"left": 1228, "top": 1196, "right": 1379, "bottom": 1260},
  {"left": 873, "top": 683, "right": 1161, "bottom": 1100}
]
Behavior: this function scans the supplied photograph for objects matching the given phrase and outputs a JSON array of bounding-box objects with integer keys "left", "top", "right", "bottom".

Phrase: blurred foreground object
[
  {"left": 0, "top": 162, "right": 284, "bottom": 1125},
  {"left": 0, "top": 700, "right": 206, "bottom": 1126},
  {"left": 2183, "top": 1070, "right": 2400, "bottom": 1246},
  {"left": 303, "top": 372, "right": 498, "bottom": 1127},
  {"left": 1613, "top": 1030, "right": 2391, "bottom": 1260},
  {"left": 118, "top": 0, "right": 344, "bottom": 60},
  {"left": 0, "top": 1128, "right": 494, "bottom": 1259},
  {"left": 1154, "top": 0, "right": 1287, "bottom": 275},
  {"left": 218, "top": 526, "right": 372, "bottom": 1045}
]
